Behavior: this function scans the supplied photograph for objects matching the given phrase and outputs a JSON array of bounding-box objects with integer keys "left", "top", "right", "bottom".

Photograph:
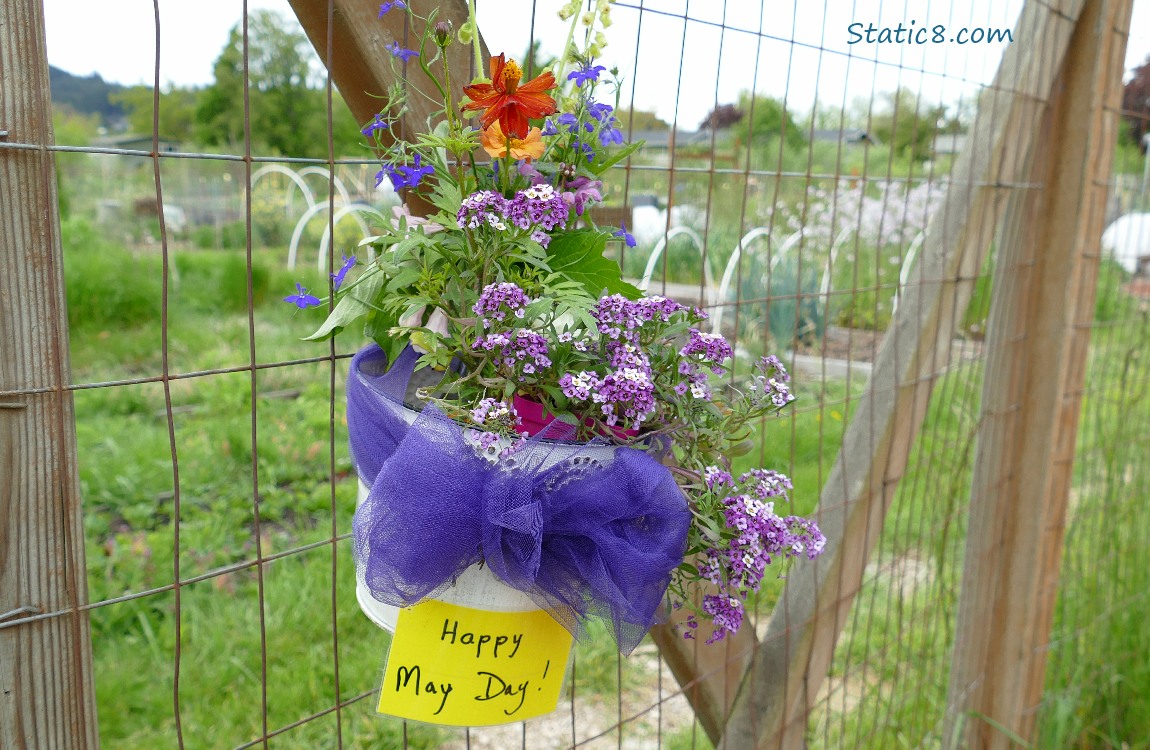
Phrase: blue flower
[
  {"left": 614, "top": 223, "right": 637, "bottom": 248},
  {"left": 332, "top": 254, "right": 357, "bottom": 290},
  {"left": 557, "top": 113, "right": 580, "bottom": 134},
  {"left": 588, "top": 102, "right": 614, "bottom": 122},
  {"left": 578, "top": 141, "right": 596, "bottom": 162},
  {"left": 284, "top": 283, "right": 321, "bottom": 309},
  {"left": 385, "top": 41, "right": 419, "bottom": 62},
  {"left": 378, "top": 1, "right": 405, "bottom": 16},
  {"left": 567, "top": 63, "right": 606, "bottom": 87},
  {"left": 385, "top": 153, "right": 435, "bottom": 190},
  {"left": 599, "top": 126, "right": 624, "bottom": 147},
  {"left": 541, "top": 118, "right": 559, "bottom": 137},
  {"left": 361, "top": 114, "right": 389, "bottom": 138}
]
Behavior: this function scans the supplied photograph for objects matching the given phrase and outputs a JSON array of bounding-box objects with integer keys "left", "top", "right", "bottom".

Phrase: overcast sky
[{"left": 43, "top": 0, "right": 1150, "bottom": 130}]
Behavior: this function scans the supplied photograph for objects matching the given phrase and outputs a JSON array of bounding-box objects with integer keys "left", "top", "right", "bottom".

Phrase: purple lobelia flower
[
  {"left": 283, "top": 283, "right": 321, "bottom": 309},
  {"left": 378, "top": 0, "right": 406, "bottom": 16},
  {"left": 361, "top": 114, "right": 389, "bottom": 137},
  {"left": 385, "top": 41, "right": 419, "bottom": 62},
  {"left": 614, "top": 222, "right": 637, "bottom": 248},
  {"left": 567, "top": 62, "right": 607, "bottom": 87},
  {"left": 331, "top": 254, "right": 356, "bottom": 290},
  {"left": 378, "top": 154, "right": 434, "bottom": 191}
]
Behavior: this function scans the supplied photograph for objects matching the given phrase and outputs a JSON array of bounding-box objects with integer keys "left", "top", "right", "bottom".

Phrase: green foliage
[
  {"left": 545, "top": 229, "right": 641, "bottom": 299},
  {"left": 64, "top": 218, "right": 162, "bottom": 331},
  {"left": 1094, "top": 259, "right": 1140, "bottom": 323},
  {"left": 195, "top": 10, "right": 363, "bottom": 157},
  {"left": 1037, "top": 313, "right": 1150, "bottom": 747},
  {"left": 52, "top": 104, "right": 103, "bottom": 147},
  {"left": 735, "top": 92, "right": 807, "bottom": 151},
  {"left": 48, "top": 66, "right": 127, "bottom": 126},
  {"left": 191, "top": 220, "right": 249, "bottom": 251},
  {"left": 870, "top": 87, "right": 946, "bottom": 162},
  {"left": 764, "top": 256, "right": 825, "bottom": 350},
  {"left": 111, "top": 84, "right": 200, "bottom": 143}
]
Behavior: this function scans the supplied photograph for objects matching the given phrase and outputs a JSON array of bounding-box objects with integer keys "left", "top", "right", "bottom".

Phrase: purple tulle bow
[{"left": 347, "top": 344, "right": 690, "bottom": 654}]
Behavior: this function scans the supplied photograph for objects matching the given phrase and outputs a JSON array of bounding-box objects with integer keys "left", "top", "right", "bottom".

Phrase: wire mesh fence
[{"left": 2, "top": 0, "right": 1149, "bottom": 747}]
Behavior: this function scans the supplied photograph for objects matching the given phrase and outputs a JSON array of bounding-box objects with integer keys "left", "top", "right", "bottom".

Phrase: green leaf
[
  {"left": 428, "top": 177, "right": 463, "bottom": 218},
  {"left": 545, "top": 230, "right": 643, "bottom": 300},
  {"left": 364, "top": 309, "right": 406, "bottom": 366},
  {"left": 386, "top": 267, "right": 422, "bottom": 294},
  {"left": 303, "top": 266, "right": 388, "bottom": 341},
  {"left": 588, "top": 140, "right": 643, "bottom": 177}
]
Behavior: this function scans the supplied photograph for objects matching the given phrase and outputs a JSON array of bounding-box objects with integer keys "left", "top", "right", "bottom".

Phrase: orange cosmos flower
[
  {"left": 462, "top": 54, "right": 557, "bottom": 140},
  {"left": 481, "top": 121, "right": 545, "bottom": 162}
]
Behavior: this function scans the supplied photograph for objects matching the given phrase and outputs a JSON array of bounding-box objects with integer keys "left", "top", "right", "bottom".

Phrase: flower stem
[{"left": 467, "top": 0, "right": 484, "bottom": 79}]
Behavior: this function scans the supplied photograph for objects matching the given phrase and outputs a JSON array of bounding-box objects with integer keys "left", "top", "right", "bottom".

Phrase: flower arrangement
[{"left": 289, "top": 0, "right": 824, "bottom": 647}]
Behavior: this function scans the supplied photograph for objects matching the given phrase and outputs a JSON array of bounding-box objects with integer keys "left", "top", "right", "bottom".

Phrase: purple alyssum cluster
[
  {"left": 590, "top": 294, "right": 687, "bottom": 342},
  {"left": 592, "top": 367, "right": 657, "bottom": 429},
  {"left": 473, "top": 282, "right": 531, "bottom": 328},
  {"left": 473, "top": 328, "right": 552, "bottom": 379},
  {"left": 470, "top": 396, "right": 519, "bottom": 427},
  {"left": 456, "top": 185, "right": 571, "bottom": 247},
  {"left": 748, "top": 354, "right": 796, "bottom": 410},
  {"left": 457, "top": 190, "right": 510, "bottom": 231},
  {"left": 685, "top": 468, "right": 826, "bottom": 644},
  {"left": 505, "top": 184, "right": 570, "bottom": 246}
]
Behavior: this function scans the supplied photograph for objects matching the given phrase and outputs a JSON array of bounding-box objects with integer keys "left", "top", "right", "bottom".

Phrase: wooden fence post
[
  {"left": 718, "top": 0, "right": 1087, "bottom": 746},
  {"left": 943, "top": 0, "right": 1133, "bottom": 745},
  {"left": 288, "top": 0, "right": 486, "bottom": 145},
  {"left": 0, "top": 1, "right": 100, "bottom": 747}
]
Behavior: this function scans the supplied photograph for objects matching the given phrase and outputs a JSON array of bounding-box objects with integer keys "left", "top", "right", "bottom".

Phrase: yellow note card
[{"left": 377, "top": 599, "right": 574, "bottom": 726}]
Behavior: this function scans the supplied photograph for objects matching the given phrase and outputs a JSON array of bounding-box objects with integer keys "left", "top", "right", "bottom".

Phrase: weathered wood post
[
  {"left": 944, "top": 0, "right": 1133, "bottom": 745},
  {"left": 0, "top": 1, "right": 100, "bottom": 747}
]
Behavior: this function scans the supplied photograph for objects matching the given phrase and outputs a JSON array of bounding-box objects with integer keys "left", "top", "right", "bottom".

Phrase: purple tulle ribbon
[{"left": 347, "top": 344, "right": 690, "bottom": 654}]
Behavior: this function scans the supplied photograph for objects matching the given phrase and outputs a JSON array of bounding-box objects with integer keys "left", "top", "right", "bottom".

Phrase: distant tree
[
  {"left": 1123, "top": 54, "right": 1150, "bottom": 151},
  {"left": 735, "top": 93, "right": 806, "bottom": 150},
  {"left": 112, "top": 85, "right": 199, "bottom": 143},
  {"left": 699, "top": 103, "right": 742, "bottom": 131},
  {"left": 196, "top": 10, "right": 361, "bottom": 157},
  {"left": 48, "top": 67, "right": 127, "bottom": 128},
  {"left": 870, "top": 88, "right": 945, "bottom": 162},
  {"left": 807, "top": 103, "right": 849, "bottom": 132},
  {"left": 52, "top": 104, "right": 102, "bottom": 147}
]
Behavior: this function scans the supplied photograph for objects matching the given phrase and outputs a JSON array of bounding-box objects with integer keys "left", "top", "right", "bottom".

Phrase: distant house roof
[
  {"left": 811, "top": 128, "right": 875, "bottom": 144},
  {"left": 95, "top": 134, "right": 181, "bottom": 153}
]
